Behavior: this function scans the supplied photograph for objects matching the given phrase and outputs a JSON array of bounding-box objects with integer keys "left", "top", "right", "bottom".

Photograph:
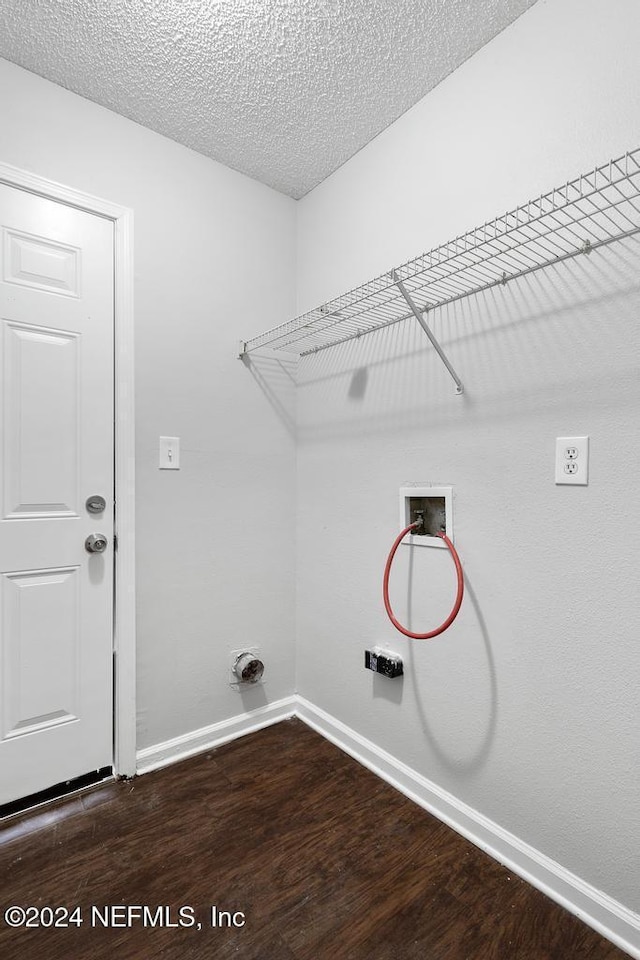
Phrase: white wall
[
  {"left": 3, "top": 0, "right": 639, "bottom": 932},
  {"left": 296, "top": 0, "right": 640, "bottom": 919},
  {"left": 0, "top": 58, "right": 297, "bottom": 749}
]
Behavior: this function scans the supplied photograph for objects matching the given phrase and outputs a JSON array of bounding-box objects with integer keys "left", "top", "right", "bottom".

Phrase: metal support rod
[{"left": 392, "top": 271, "right": 464, "bottom": 395}]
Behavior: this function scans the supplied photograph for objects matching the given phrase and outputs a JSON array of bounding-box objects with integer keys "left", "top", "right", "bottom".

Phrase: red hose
[{"left": 383, "top": 522, "right": 464, "bottom": 639}]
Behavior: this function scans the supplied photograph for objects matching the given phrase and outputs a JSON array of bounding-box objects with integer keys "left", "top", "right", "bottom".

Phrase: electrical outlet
[
  {"left": 365, "top": 648, "right": 403, "bottom": 679},
  {"left": 555, "top": 436, "right": 589, "bottom": 485}
]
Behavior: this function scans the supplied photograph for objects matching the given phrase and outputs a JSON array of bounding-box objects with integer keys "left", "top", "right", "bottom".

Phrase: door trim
[{"left": 0, "top": 161, "right": 136, "bottom": 778}]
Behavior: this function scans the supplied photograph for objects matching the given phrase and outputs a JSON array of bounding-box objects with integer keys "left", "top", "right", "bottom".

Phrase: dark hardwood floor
[{"left": 0, "top": 719, "right": 628, "bottom": 959}]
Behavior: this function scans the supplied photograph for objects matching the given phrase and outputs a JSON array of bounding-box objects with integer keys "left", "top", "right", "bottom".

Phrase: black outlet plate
[{"left": 365, "top": 649, "right": 403, "bottom": 679}]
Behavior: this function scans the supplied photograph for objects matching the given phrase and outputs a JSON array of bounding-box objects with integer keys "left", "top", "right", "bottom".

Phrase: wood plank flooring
[{"left": 0, "top": 718, "right": 628, "bottom": 959}]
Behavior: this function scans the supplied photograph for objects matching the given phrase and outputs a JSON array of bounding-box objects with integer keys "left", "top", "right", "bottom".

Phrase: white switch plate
[
  {"left": 555, "top": 436, "right": 588, "bottom": 485},
  {"left": 159, "top": 436, "right": 180, "bottom": 470}
]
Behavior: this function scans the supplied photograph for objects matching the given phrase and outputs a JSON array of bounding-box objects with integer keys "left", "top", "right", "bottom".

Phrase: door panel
[
  {"left": 2, "top": 566, "right": 80, "bottom": 740},
  {"left": 3, "top": 321, "right": 80, "bottom": 518},
  {"left": 0, "top": 183, "right": 114, "bottom": 805},
  {"left": 4, "top": 228, "right": 81, "bottom": 298}
]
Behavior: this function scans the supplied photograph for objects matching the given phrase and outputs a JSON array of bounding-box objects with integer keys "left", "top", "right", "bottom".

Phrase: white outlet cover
[
  {"left": 398, "top": 485, "right": 453, "bottom": 548},
  {"left": 555, "top": 436, "right": 589, "bottom": 485}
]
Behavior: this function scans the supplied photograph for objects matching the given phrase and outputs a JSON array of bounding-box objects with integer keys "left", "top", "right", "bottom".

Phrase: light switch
[{"left": 159, "top": 436, "right": 180, "bottom": 470}]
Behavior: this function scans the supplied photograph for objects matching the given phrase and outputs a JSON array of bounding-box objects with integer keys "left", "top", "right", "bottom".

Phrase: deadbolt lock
[
  {"left": 86, "top": 495, "right": 106, "bottom": 514},
  {"left": 85, "top": 534, "right": 108, "bottom": 554}
]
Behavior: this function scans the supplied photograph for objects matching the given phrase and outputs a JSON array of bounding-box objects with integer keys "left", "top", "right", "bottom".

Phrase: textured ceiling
[{"left": 0, "top": 0, "right": 538, "bottom": 198}]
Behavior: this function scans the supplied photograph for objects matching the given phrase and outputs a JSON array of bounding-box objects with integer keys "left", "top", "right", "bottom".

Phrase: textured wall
[
  {"left": 0, "top": 0, "right": 537, "bottom": 198},
  {"left": 295, "top": 0, "right": 640, "bottom": 917},
  {"left": 0, "top": 57, "right": 297, "bottom": 749}
]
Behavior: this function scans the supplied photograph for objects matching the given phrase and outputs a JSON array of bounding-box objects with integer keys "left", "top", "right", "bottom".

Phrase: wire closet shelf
[{"left": 239, "top": 148, "right": 640, "bottom": 386}]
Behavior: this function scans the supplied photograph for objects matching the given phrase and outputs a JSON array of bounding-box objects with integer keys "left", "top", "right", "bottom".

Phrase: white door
[{"left": 0, "top": 183, "right": 114, "bottom": 805}]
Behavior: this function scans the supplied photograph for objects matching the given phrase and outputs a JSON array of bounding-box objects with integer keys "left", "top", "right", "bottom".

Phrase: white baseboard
[
  {"left": 135, "top": 693, "right": 640, "bottom": 958},
  {"left": 135, "top": 695, "right": 297, "bottom": 775},
  {"left": 295, "top": 696, "right": 640, "bottom": 960}
]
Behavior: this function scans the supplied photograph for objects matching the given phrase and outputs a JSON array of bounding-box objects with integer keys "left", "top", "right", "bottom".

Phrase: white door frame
[{"left": 0, "top": 161, "right": 136, "bottom": 779}]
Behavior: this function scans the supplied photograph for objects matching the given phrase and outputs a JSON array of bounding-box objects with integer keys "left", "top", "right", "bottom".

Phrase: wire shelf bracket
[
  {"left": 392, "top": 270, "right": 464, "bottom": 394},
  {"left": 239, "top": 147, "right": 640, "bottom": 392}
]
